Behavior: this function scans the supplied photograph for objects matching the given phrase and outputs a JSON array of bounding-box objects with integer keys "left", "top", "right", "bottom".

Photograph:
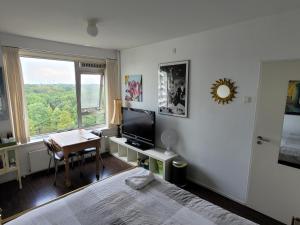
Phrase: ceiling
[{"left": 0, "top": 0, "right": 300, "bottom": 50}]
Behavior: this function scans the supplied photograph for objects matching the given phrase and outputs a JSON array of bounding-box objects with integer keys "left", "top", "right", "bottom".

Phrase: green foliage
[
  {"left": 24, "top": 84, "right": 105, "bottom": 136},
  {"left": 82, "top": 112, "right": 105, "bottom": 128}
]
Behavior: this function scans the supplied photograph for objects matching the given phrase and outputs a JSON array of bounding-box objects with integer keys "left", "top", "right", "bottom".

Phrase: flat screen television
[{"left": 121, "top": 107, "right": 155, "bottom": 150}]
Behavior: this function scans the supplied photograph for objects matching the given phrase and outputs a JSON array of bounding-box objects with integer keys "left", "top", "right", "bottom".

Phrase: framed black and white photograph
[{"left": 158, "top": 60, "right": 189, "bottom": 117}]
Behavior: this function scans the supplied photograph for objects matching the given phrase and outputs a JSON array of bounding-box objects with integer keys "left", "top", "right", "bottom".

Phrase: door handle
[{"left": 257, "top": 136, "right": 270, "bottom": 145}]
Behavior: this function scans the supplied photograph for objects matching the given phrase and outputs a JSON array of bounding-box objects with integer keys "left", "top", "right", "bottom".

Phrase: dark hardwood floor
[
  {"left": 0, "top": 153, "right": 132, "bottom": 219},
  {"left": 184, "top": 182, "right": 285, "bottom": 225},
  {"left": 0, "top": 154, "right": 284, "bottom": 225}
]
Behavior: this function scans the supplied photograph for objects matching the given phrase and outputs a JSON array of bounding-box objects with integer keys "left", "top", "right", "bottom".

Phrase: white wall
[
  {"left": 121, "top": 9, "right": 300, "bottom": 203},
  {"left": 0, "top": 33, "right": 118, "bottom": 183},
  {"left": 0, "top": 119, "right": 11, "bottom": 135}
]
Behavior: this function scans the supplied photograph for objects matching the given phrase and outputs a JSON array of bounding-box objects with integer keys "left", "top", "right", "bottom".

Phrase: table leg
[
  {"left": 64, "top": 152, "right": 71, "bottom": 187},
  {"left": 96, "top": 145, "right": 100, "bottom": 180},
  {"left": 17, "top": 168, "right": 22, "bottom": 189},
  {"left": 16, "top": 150, "right": 22, "bottom": 189}
]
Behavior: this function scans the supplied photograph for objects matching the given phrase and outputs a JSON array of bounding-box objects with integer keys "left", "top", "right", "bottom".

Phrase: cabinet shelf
[
  {"left": 109, "top": 137, "right": 177, "bottom": 181},
  {"left": 0, "top": 145, "right": 22, "bottom": 189}
]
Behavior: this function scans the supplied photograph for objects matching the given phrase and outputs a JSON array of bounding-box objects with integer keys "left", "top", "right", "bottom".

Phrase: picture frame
[
  {"left": 124, "top": 74, "right": 143, "bottom": 102},
  {"left": 285, "top": 80, "right": 300, "bottom": 115},
  {"left": 158, "top": 60, "right": 189, "bottom": 117},
  {"left": 0, "top": 67, "right": 9, "bottom": 120}
]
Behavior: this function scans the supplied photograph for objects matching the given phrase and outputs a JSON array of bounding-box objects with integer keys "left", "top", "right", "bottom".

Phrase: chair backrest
[
  {"left": 91, "top": 130, "right": 103, "bottom": 137},
  {"left": 292, "top": 217, "right": 300, "bottom": 225},
  {"left": 43, "top": 138, "right": 56, "bottom": 155}
]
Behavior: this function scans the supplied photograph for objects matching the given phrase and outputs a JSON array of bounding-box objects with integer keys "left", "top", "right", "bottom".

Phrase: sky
[
  {"left": 20, "top": 57, "right": 101, "bottom": 85},
  {"left": 20, "top": 57, "right": 75, "bottom": 84}
]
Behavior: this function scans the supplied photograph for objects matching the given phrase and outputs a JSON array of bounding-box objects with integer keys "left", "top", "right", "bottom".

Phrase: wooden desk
[{"left": 50, "top": 129, "right": 100, "bottom": 187}]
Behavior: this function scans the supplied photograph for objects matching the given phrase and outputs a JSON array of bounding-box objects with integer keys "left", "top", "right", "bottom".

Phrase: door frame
[{"left": 246, "top": 59, "right": 300, "bottom": 223}]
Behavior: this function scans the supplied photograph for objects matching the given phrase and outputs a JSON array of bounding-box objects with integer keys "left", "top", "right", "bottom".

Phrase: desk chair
[
  {"left": 43, "top": 138, "right": 77, "bottom": 185},
  {"left": 79, "top": 147, "right": 104, "bottom": 167},
  {"left": 79, "top": 130, "right": 105, "bottom": 173}
]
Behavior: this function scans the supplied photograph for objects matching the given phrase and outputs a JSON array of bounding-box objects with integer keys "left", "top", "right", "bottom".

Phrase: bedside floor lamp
[{"left": 111, "top": 99, "right": 122, "bottom": 138}]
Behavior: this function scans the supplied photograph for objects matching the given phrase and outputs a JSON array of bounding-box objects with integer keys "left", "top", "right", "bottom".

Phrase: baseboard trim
[{"left": 186, "top": 176, "right": 246, "bottom": 205}]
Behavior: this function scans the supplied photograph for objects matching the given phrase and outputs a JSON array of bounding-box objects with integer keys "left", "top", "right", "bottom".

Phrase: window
[
  {"left": 80, "top": 74, "right": 105, "bottom": 128},
  {"left": 76, "top": 61, "right": 106, "bottom": 129},
  {"left": 81, "top": 74, "right": 101, "bottom": 110},
  {"left": 20, "top": 56, "right": 106, "bottom": 137}
]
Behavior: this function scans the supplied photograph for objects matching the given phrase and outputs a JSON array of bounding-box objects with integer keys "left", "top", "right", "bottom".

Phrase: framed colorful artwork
[
  {"left": 124, "top": 74, "right": 143, "bottom": 102},
  {"left": 285, "top": 80, "right": 300, "bottom": 115}
]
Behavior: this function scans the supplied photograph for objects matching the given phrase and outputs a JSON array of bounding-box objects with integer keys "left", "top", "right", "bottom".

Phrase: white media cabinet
[{"left": 109, "top": 137, "right": 177, "bottom": 181}]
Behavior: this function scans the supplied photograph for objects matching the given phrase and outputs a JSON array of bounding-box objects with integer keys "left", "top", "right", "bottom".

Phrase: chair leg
[
  {"left": 48, "top": 156, "right": 52, "bottom": 174},
  {"left": 98, "top": 153, "right": 105, "bottom": 168},
  {"left": 71, "top": 157, "right": 74, "bottom": 169},
  {"left": 80, "top": 154, "right": 84, "bottom": 178},
  {"left": 54, "top": 160, "right": 58, "bottom": 186}
]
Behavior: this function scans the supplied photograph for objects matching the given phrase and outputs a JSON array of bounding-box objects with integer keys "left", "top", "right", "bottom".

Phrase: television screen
[{"left": 122, "top": 108, "right": 155, "bottom": 144}]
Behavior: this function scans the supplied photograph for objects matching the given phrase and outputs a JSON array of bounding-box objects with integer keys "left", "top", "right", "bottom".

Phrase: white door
[{"left": 248, "top": 60, "right": 300, "bottom": 224}]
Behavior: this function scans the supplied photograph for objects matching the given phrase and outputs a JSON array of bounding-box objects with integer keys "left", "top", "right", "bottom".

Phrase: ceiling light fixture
[{"left": 87, "top": 18, "right": 99, "bottom": 37}]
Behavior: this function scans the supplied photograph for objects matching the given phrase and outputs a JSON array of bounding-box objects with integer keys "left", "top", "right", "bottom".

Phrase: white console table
[
  {"left": 109, "top": 137, "right": 177, "bottom": 181},
  {"left": 0, "top": 144, "right": 22, "bottom": 189}
]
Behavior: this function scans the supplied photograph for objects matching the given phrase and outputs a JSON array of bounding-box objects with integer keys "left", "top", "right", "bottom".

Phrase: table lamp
[{"left": 111, "top": 99, "right": 122, "bottom": 138}]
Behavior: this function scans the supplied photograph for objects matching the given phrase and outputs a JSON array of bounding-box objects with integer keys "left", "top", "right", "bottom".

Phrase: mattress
[
  {"left": 280, "top": 145, "right": 300, "bottom": 157},
  {"left": 279, "top": 145, "right": 300, "bottom": 164},
  {"left": 6, "top": 167, "right": 256, "bottom": 225}
]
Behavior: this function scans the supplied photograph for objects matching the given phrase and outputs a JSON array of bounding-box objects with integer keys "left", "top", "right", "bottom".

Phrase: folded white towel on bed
[{"left": 125, "top": 169, "right": 155, "bottom": 190}]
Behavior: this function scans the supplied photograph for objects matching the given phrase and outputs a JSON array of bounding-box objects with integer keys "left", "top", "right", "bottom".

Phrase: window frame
[
  {"left": 75, "top": 61, "right": 105, "bottom": 129},
  {"left": 19, "top": 51, "right": 107, "bottom": 138}
]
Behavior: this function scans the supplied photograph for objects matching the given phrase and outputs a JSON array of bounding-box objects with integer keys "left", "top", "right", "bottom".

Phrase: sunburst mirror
[{"left": 211, "top": 78, "right": 237, "bottom": 104}]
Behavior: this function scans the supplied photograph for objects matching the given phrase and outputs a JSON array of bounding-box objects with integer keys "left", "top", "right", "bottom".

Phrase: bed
[
  {"left": 5, "top": 167, "right": 256, "bottom": 225},
  {"left": 279, "top": 145, "right": 300, "bottom": 165},
  {"left": 279, "top": 136, "right": 300, "bottom": 166}
]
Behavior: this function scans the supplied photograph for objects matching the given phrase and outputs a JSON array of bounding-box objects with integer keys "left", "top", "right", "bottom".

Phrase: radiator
[
  {"left": 28, "top": 137, "right": 109, "bottom": 173},
  {"left": 28, "top": 148, "right": 50, "bottom": 173}
]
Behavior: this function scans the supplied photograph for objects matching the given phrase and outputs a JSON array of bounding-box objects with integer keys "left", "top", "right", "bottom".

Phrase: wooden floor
[
  {"left": 183, "top": 182, "right": 285, "bottom": 225},
  {"left": 0, "top": 153, "right": 284, "bottom": 225},
  {"left": 0, "top": 153, "right": 132, "bottom": 219}
]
